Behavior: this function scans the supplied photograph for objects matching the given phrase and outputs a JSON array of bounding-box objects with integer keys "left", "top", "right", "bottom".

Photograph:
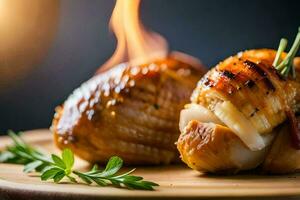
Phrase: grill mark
[
  {"left": 229, "top": 66, "right": 252, "bottom": 90},
  {"left": 221, "top": 70, "right": 235, "bottom": 79},
  {"left": 250, "top": 108, "right": 260, "bottom": 117},
  {"left": 203, "top": 68, "right": 241, "bottom": 95},
  {"left": 244, "top": 60, "right": 266, "bottom": 76},
  {"left": 216, "top": 71, "right": 237, "bottom": 95},
  {"left": 203, "top": 77, "right": 215, "bottom": 87},
  {"left": 268, "top": 65, "right": 286, "bottom": 81},
  {"left": 243, "top": 60, "right": 276, "bottom": 91},
  {"left": 244, "top": 80, "right": 255, "bottom": 88}
]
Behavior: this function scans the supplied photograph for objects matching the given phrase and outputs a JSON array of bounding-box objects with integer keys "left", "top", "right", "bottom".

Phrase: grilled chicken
[
  {"left": 51, "top": 53, "right": 204, "bottom": 165},
  {"left": 177, "top": 49, "right": 300, "bottom": 173}
]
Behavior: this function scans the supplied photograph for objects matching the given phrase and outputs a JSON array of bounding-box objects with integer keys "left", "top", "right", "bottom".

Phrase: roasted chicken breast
[
  {"left": 177, "top": 49, "right": 300, "bottom": 173},
  {"left": 262, "top": 117, "right": 300, "bottom": 174},
  {"left": 52, "top": 53, "right": 204, "bottom": 165}
]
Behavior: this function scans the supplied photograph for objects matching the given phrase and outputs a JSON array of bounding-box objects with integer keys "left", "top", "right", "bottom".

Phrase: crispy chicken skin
[
  {"left": 178, "top": 120, "right": 270, "bottom": 174},
  {"left": 177, "top": 49, "right": 300, "bottom": 173},
  {"left": 51, "top": 54, "right": 204, "bottom": 165},
  {"left": 192, "top": 50, "right": 298, "bottom": 134}
]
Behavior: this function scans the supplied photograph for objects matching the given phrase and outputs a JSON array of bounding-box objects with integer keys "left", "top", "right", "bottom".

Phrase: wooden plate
[{"left": 1, "top": 129, "right": 300, "bottom": 200}]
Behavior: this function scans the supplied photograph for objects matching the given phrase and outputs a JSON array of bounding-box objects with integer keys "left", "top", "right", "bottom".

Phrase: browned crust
[
  {"left": 51, "top": 56, "right": 205, "bottom": 165},
  {"left": 177, "top": 120, "right": 244, "bottom": 173}
]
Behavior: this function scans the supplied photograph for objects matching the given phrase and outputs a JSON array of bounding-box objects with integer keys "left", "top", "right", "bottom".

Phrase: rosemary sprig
[
  {"left": 0, "top": 131, "right": 158, "bottom": 190},
  {"left": 274, "top": 27, "right": 300, "bottom": 78},
  {"left": 0, "top": 130, "right": 51, "bottom": 171}
]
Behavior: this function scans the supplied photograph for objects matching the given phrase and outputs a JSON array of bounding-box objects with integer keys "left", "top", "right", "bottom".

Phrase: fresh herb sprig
[
  {"left": 0, "top": 130, "right": 51, "bottom": 171},
  {"left": 274, "top": 27, "right": 300, "bottom": 78},
  {"left": 0, "top": 131, "right": 158, "bottom": 190}
]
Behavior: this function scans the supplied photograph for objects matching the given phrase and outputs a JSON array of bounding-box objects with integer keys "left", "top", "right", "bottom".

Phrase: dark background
[{"left": 0, "top": 0, "right": 300, "bottom": 134}]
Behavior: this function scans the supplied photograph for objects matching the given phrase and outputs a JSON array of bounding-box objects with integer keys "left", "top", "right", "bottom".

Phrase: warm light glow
[
  {"left": 0, "top": 0, "right": 6, "bottom": 11},
  {"left": 98, "top": 0, "right": 168, "bottom": 73},
  {"left": 0, "top": 0, "right": 59, "bottom": 93},
  {"left": 0, "top": 0, "right": 5, "bottom": 13},
  {"left": 0, "top": 0, "right": 9, "bottom": 25}
]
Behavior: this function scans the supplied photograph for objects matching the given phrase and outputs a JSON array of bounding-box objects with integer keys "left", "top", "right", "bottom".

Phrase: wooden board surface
[{"left": 1, "top": 129, "right": 300, "bottom": 200}]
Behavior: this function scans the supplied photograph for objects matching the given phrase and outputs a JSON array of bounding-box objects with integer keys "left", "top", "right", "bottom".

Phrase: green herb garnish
[
  {"left": 274, "top": 27, "right": 300, "bottom": 78},
  {"left": 0, "top": 131, "right": 158, "bottom": 190}
]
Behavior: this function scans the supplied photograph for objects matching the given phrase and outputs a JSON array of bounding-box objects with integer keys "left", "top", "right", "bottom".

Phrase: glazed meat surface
[
  {"left": 192, "top": 50, "right": 299, "bottom": 138},
  {"left": 52, "top": 54, "right": 204, "bottom": 165},
  {"left": 177, "top": 49, "right": 300, "bottom": 173}
]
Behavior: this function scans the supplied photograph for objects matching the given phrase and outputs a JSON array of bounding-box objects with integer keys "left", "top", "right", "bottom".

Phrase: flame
[{"left": 98, "top": 0, "right": 168, "bottom": 73}]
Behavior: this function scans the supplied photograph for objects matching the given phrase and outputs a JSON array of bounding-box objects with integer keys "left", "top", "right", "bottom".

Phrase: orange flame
[{"left": 98, "top": 0, "right": 168, "bottom": 73}]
